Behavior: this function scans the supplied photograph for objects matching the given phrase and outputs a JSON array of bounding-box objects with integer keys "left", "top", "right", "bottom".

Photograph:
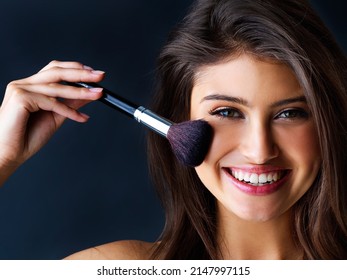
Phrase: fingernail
[
  {"left": 91, "top": 70, "right": 105, "bottom": 75},
  {"left": 88, "top": 87, "right": 103, "bottom": 93},
  {"left": 80, "top": 112, "right": 90, "bottom": 119},
  {"left": 83, "top": 65, "right": 94, "bottom": 70}
]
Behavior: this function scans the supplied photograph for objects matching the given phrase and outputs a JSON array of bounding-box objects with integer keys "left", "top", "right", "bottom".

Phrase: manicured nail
[
  {"left": 91, "top": 70, "right": 105, "bottom": 75},
  {"left": 83, "top": 65, "right": 94, "bottom": 70},
  {"left": 88, "top": 87, "right": 103, "bottom": 93},
  {"left": 80, "top": 112, "right": 90, "bottom": 119}
]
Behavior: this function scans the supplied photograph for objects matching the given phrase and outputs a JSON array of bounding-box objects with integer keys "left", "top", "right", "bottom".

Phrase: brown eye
[
  {"left": 275, "top": 109, "right": 309, "bottom": 120},
  {"left": 209, "top": 107, "right": 244, "bottom": 119}
]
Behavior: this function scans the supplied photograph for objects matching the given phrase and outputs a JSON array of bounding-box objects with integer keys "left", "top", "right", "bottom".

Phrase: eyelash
[
  {"left": 274, "top": 108, "right": 309, "bottom": 120},
  {"left": 209, "top": 107, "right": 244, "bottom": 119},
  {"left": 209, "top": 107, "right": 309, "bottom": 120}
]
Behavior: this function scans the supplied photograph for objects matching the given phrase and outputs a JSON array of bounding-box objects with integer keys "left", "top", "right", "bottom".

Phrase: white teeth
[
  {"left": 238, "top": 171, "right": 244, "bottom": 181},
  {"left": 259, "top": 173, "right": 268, "bottom": 184},
  {"left": 250, "top": 174, "right": 258, "bottom": 184},
  {"left": 230, "top": 169, "right": 284, "bottom": 186},
  {"left": 267, "top": 173, "right": 273, "bottom": 181}
]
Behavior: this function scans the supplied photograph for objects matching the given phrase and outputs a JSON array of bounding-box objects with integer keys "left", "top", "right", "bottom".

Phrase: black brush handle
[
  {"left": 65, "top": 81, "right": 172, "bottom": 136},
  {"left": 65, "top": 82, "right": 139, "bottom": 118}
]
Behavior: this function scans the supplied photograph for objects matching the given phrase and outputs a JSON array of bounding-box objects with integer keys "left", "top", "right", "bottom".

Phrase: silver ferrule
[{"left": 134, "top": 106, "right": 172, "bottom": 137}]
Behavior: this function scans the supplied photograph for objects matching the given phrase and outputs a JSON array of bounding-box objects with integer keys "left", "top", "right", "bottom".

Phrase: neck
[{"left": 216, "top": 204, "right": 302, "bottom": 260}]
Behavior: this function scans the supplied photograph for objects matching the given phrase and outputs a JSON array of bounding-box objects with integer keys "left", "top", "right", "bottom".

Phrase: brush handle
[
  {"left": 68, "top": 82, "right": 138, "bottom": 117},
  {"left": 66, "top": 82, "right": 172, "bottom": 136}
]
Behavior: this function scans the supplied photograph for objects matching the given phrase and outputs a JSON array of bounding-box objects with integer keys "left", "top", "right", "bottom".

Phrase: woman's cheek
[
  {"left": 202, "top": 121, "right": 243, "bottom": 164},
  {"left": 274, "top": 122, "right": 321, "bottom": 167},
  {"left": 195, "top": 122, "right": 244, "bottom": 190}
]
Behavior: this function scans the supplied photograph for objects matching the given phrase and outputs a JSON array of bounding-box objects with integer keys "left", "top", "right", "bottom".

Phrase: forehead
[{"left": 192, "top": 54, "right": 302, "bottom": 103}]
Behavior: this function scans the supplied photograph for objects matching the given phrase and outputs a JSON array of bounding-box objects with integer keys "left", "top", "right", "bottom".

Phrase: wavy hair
[{"left": 147, "top": 0, "right": 347, "bottom": 259}]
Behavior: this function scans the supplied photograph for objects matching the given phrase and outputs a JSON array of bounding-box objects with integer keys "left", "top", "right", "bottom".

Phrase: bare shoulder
[{"left": 64, "top": 240, "right": 157, "bottom": 260}]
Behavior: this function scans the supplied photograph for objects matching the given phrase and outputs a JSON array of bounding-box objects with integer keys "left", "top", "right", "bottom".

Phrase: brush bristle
[{"left": 166, "top": 119, "right": 213, "bottom": 167}]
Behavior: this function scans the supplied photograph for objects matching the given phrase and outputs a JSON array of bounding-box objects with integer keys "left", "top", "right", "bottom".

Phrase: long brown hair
[{"left": 147, "top": 0, "right": 347, "bottom": 259}]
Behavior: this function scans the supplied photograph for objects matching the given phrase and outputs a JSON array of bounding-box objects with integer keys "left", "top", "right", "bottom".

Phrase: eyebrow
[
  {"left": 270, "top": 96, "right": 307, "bottom": 107},
  {"left": 200, "top": 94, "right": 307, "bottom": 107},
  {"left": 201, "top": 94, "right": 249, "bottom": 106}
]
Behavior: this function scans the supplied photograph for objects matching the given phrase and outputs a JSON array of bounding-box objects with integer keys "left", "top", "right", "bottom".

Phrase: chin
[{"left": 222, "top": 201, "right": 286, "bottom": 223}]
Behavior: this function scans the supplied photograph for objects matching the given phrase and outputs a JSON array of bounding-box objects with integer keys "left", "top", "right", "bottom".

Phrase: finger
[
  {"left": 7, "top": 89, "right": 90, "bottom": 123},
  {"left": 34, "top": 93, "right": 90, "bottom": 123},
  {"left": 51, "top": 98, "right": 93, "bottom": 128},
  {"left": 24, "top": 66, "right": 105, "bottom": 85},
  {"left": 26, "top": 99, "right": 92, "bottom": 134},
  {"left": 3, "top": 81, "right": 102, "bottom": 112},
  {"left": 38, "top": 60, "right": 88, "bottom": 72},
  {"left": 16, "top": 83, "right": 103, "bottom": 101},
  {"left": 61, "top": 98, "right": 91, "bottom": 110}
]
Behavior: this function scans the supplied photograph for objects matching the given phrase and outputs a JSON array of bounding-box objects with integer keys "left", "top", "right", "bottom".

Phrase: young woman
[{"left": 1, "top": 0, "right": 346, "bottom": 259}]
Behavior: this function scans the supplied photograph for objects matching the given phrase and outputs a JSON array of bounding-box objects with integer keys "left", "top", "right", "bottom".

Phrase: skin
[
  {"left": 191, "top": 54, "right": 321, "bottom": 259},
  {"left": 64, "top": 240, "right": 154, "bottom": 260}
]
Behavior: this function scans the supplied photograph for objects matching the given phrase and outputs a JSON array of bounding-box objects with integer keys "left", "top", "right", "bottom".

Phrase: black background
[{"left": 0, "top": 0, "right": 345, "bottom": 259}]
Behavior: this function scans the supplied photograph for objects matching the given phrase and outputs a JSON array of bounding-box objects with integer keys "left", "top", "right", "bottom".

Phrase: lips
[{"left": 223, "top": 167, "right": 291, "bottom": 195}]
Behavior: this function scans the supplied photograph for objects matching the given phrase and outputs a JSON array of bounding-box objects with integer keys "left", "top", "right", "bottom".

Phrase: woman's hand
[{"left": 0, "top": 60, "right": 105, "bottom": 184}]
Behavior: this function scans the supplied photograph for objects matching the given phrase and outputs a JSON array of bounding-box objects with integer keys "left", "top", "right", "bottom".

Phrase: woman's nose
[{"left": 239, "top": 120, "right": 279, "bottom": 164}]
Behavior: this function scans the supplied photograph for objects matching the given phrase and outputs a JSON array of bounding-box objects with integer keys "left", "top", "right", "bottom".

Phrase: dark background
[{"left": 0, "top": 0, "right": 345, "bottom": 259}]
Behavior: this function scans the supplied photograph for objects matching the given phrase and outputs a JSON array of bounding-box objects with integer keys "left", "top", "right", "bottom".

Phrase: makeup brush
[{"left": 66, "top": 82, "right": 212, "bottom": 167}]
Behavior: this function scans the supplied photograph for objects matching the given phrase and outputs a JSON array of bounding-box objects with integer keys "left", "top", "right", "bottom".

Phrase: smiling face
[{"left": 191, "top": 54, "right": 321, "bottom": 222}]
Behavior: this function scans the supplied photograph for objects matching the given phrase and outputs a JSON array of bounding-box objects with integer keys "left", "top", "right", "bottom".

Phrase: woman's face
[{"left": 191, "top": 54, "right": 321, "bottom": 222}]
